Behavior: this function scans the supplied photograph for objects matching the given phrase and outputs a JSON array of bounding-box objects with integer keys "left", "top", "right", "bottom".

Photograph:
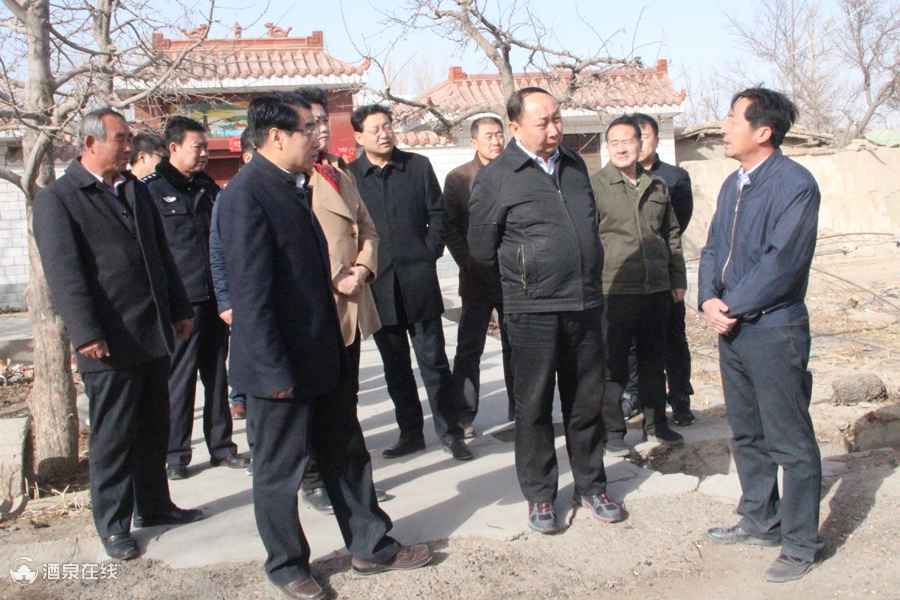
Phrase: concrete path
[{"left": 120, "top": 255, "right": 711, "bottom": 569}]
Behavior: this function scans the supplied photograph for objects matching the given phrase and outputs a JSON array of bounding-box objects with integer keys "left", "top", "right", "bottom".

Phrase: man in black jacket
[
  {"left": 34, "top": 108, "right": 203, "bottom": 561},
  {"left": 699, "top": 88, "right": 822, "bottom": 583},
  {"left": 220, "top": 94, "right": 432, "bottom": 600},
  {"left": 348, "top": 105, "right": 471, "bottom": 462},
  {"left": 468, "top": 88, "right": 625, "bottom": 534},
  {"left": 444, "top": 116, "right": 514, "bottom": 430},
  {"left": 145, "top": 116, "right": 246, "bottom": 479}
]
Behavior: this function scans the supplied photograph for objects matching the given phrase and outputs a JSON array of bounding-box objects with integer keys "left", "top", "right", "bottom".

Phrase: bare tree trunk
[{"left": 21, "top": 0, "right": 79, "bottom": 482}]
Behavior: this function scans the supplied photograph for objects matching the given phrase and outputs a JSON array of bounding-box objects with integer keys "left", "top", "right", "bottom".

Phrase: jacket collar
[
  {"left": 736, "top": 149, "right": 784, "bottom": 189},
  {"left": 499, "top": 140, "right": 578, "bottom": 172},
  {"left": 155, "top": 159, "right": 215, "bottom": 190},
  {"left": 247, "top": 152, "right": 304, "bottom": 188},
  {"left": 357, "top": 147, "right": 408, "bottom": 176},
  {"left": 599, "top": 161, "right": 649, "bottom": 185},
  {"left": 66, "top": 159, "right": 134, "bottom": 190}
]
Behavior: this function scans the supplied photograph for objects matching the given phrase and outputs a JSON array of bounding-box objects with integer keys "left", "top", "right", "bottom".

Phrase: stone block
[{"left": 831, "top": 372, "right": 889, "bottom": 406}]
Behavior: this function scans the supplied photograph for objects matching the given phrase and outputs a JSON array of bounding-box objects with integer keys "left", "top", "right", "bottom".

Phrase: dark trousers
[
  {"left": 452, "top": 299, "right": 515, "bottom": 424},
  {"left": 82, "top": 357, "right": 172, "bottom": 538},
  {"left": 720, "top": 322, "right": 822, "bottom": 562},
  {"left": 605, "top": 292, "right": 671, "bottom": 439},
  {"left": 505, "top": 307, "right": 608, "bottom": 503},
  {"left": 167, "top": 300, "right": 236, "bottom": 465},
  {"left": 249, "top": 339, "right": 399, "bottom": 585},
  {"left": 301, "top": 336, "right": 364, "bottom": 493},
  {"left": 624, "top": 296, "right": 694, "bottom": 402},
  {"left": 373, "top": 317, "right": 462, "bottom": 441}
]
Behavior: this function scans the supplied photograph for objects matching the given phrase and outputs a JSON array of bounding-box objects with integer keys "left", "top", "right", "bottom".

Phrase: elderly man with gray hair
[{"left": 33, "top": 108, "right": 203, "bottom": 561}]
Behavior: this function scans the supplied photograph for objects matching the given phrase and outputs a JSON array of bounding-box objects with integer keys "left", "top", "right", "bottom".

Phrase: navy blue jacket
[
  {"left": 217, "top": 153, "right": 343, "bottom": 399},
  {"left": 698, "top": 150, "right": 820, "bottom": 326}
]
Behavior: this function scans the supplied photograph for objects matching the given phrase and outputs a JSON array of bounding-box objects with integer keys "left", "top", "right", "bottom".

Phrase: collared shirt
[{"left": 514, "top": 138, "right": 560, "bottom": 176}]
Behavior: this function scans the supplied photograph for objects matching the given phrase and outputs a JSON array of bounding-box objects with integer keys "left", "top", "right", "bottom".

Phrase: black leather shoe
[
  {"left": 302, "top": 488, "right": 334, "bottom": 514},
  {"left": 527, "top": 502, "right": 560, "bottom": 534},
  {"left": 382, "top": 435, "right": 426, "bottom": 459},
  {"left": 643, "top": 426, "right": 684, "bottom": 445},
  {"left": 706, "top": 524, "right": 781, "bottom": 547},
  {"left": 272, "top": 575, "right": 326, "bottom": 600},
  {"left": 574, "top": 493, "right": 627, "bottom": 523},
  {"left": 442, "top": 437, "right": 474, "bottom": 461},
  {"left": 671, "top": 409, "right": 696, "bottom": 427},
  {"left": 210, "top": 453, "right": 250, "bottom": 469},
  {"left": 134, "top": 505, "right": 205, "bottom": 528},
  {"left": 101, "top": 533, "right": 140, "bottom": 560},
  {"left": 166, "top": 464, "right": 188, "bottom": 480}
]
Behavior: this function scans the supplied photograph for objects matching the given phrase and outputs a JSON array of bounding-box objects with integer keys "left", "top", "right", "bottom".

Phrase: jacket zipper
[
  {"left": 518, "top": 244, "right": 527, "bottom": 291},
  {"left": 634, "top": 183, "right": 650, "bottom": 291},
  {"left": 555, "top": 167, "right": 585, "bottom": 308},
  {"left": 721, "top": 185, "right": 744, "bottom": 285}
]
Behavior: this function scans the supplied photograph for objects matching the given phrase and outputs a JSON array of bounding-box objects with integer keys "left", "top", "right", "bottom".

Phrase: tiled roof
[
  {"left": 397, "top": 60, "right": 685, "bottom": 124},
  {"left": 151, "top": 30, "right": 369, "bottom": 85},
  {"left": 394, "top": 131, "right": 455, "bottom": 148}
]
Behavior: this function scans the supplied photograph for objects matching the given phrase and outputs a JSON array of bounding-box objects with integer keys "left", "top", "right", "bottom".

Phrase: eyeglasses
[{"left": 283, "top": 123, "right": 318, "bottom": 137}]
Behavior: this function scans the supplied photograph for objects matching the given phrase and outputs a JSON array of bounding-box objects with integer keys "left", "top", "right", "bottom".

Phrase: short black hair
[
  {"left": 248, "top": 94, "right": 306, "bottom": 149},
  {"left": 605, "top": 114, "right": 642, "bottom": 140},
  {"left": 129, "top": 132, "right": 166, "bottom": 165},
  {"left": 632, "top": 113, "right": 659, "bottom": 137},
  {"left": 470, "top": 116, "right": 503, "bottom": 138},
  {"left": 295, "top": 87, "right": 328, "bottom": 112},
  {"left": 164, "top": 116, "right": 206, "bottom": 146},
  {"left": 730, "top": 87, "right": 798, "bottom": 148},
  {"left": 350, "top": 104, "right": 392, "bottom": 133},
  {"left": 506, "top": 87, "right": 554, "bottom": 123},
  {"left": 239, "top": 127, "right": 255, "bottom": 155}
]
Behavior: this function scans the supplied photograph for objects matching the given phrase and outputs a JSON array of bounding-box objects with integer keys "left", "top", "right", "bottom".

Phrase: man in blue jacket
[{"left": 699, "top": 88, "right": 822, "bottom": 583}]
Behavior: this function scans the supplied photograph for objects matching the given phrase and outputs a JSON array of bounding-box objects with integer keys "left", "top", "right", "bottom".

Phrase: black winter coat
[
  {"left": 467, "top": 141, "right": 604, "bottom": 314},
  {"left": 348, "top": 148, "right": 445, "bottom": 326},
  {"left": 144, "top": 160, "right": 220, "bottom": 303},
  {"left": 33, "top": 160, "right": 192, "bottom": 373},
  {"left": 217, "top": 153, "right": 343, "bottom": 400}
]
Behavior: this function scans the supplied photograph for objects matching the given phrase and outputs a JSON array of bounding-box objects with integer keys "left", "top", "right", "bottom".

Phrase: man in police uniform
[{"left": 145, "top": 116, "right": 248, "bottom": 479}]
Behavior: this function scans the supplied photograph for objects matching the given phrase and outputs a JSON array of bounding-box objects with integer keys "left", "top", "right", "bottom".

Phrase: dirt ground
[
  {"left": 2, "top": 452, "right": 898, "bottom": 600},
  {"left": 2, "top": 242, "right": 899, "bottom": 600}
]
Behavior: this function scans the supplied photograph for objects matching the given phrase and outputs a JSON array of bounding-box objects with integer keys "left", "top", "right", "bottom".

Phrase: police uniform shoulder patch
[{"left": 141, "top": 172, "right": 161, "bottom": 184}]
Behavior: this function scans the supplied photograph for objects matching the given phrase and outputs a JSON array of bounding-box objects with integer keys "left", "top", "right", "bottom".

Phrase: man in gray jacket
[{"left": 699, "top": 88, "right": 822, "bottom": 583}]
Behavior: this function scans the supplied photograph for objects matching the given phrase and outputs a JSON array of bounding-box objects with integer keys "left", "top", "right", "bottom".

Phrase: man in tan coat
[{"left": 295, "top": 88, "right": 389, "bottom": 514}]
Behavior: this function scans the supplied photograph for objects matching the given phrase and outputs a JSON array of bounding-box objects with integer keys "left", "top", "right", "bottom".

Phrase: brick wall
[{"left": 0, "top": 177, "right": 28, "bottom": 310}]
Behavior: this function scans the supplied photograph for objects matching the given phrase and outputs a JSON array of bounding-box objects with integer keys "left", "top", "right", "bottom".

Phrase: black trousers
[
  {"left": 167, "top": 300, "right": 236, "bottom": 465},
  {"left": 605, "top": 292, "right": 671, "bottom": 438},
  {"left": 505, "top": 307, "right": 608, "bottom": 503},
  {"left": 720, "top": 322, "right": 822, "bottom": 562},
  {"left": 82, "top": 357, "right": 172, "bottom": 538},
  {"left": 249, "top": 340, "right": 399, "bottom": 585},
  {"left": 452, "top": 299, "right": 515, "bottom": 424},
  {"left": 372, "top": 317, "right": 462, "bottom": 441},
  {"left": 624, "top": 296, "right": 694, "bottom": 401}
]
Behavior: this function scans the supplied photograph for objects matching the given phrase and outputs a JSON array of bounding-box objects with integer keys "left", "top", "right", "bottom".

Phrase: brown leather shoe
[
  {"left": 272, "top": 575, "right": 325, "bottom": 600},
  {"left": 351, "top": 543, "right": 433, "bottom": 575}
]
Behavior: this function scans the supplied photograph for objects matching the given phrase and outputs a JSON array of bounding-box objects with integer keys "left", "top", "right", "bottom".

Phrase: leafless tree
[
  {"left": 346, "top": 0, "right": 645, "bottom": 136},
  {"left": 728, "top": 0, "right": 899, "bottom": 144},
  {"left": 0, "top": 0, "right": 214, "bottom": 482}
]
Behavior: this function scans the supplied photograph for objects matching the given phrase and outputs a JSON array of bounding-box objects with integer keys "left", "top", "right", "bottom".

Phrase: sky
[{"left": 202, "top": 0, "right": 768, "bottom": 99}]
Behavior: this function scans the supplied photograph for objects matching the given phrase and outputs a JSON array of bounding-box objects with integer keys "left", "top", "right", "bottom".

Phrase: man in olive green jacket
[{"left": 592, "top": 115, "right": 687, "bottom": 451}]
